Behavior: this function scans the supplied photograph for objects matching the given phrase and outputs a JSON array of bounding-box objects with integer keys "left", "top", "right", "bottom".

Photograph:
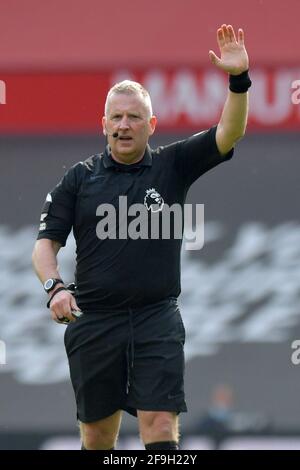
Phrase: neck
[{"left": 110, "top": 151, "right": 145, "bottom": 165}]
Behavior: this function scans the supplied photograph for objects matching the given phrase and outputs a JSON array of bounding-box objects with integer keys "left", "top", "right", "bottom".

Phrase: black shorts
[{"left": 64, "top": 298, "right": 187, "bottom": 422}]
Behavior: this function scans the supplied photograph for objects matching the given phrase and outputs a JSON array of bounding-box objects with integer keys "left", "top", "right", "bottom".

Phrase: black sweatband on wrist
[
  {"left": 229, "top": 70, "right": 252, "bottom": 93},
  {"left": 47, "top": 286, "right": 67, "bottom": 308}
]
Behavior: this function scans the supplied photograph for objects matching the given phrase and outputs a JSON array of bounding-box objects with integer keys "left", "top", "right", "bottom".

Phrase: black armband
[
  {"left": 229, "top": 70, "right": 252, "bottom": 93},
  {"left": 47, "top": 286, "right": 68, "bottom": 308}
]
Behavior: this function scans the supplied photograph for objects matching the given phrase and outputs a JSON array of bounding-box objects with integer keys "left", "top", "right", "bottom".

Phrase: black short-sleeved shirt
[{"left": 37, "top": 126, "right": 233, "bottom": 311}]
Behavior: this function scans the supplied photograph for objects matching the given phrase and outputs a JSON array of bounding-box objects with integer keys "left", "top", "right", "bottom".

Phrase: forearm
[
  {"left": 220, "top": 90, "right": 248, "bottom": 138},
  {"left": 216, "top": 90, "right": 249, "bottom": 154},
  {"left": 32, "top": 239, "right": 62, "bottom": 284},
  {"left": 32, "top": 239, "right": 79, "bottom": 322}
]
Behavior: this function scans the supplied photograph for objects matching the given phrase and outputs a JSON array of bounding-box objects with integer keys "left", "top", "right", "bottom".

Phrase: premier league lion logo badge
[{"left": 144, "top": 188, "right": 164, "bottom": 213}]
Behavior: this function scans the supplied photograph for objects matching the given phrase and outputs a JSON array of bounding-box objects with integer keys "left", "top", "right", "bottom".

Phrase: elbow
[
  {"left": 234, "top": 130, "right": 246, "bottom": 142},
  {"left": 32, "top": 242, "right": 38, "bottom": 269},
  {"left": 231, "top": 126, "right": 246, "bottom": 145},
  {"left": 31, "top": 239, "right": 44, "bottom": 267},
  {"left": 238, "top": 126, "right": 247, "bottom": 139},
  {"left": 217, "top": 122, "right": 247, "bottom": 151},
  {"left": 234, "top": 122, "right": 247, "bottom": 140}
]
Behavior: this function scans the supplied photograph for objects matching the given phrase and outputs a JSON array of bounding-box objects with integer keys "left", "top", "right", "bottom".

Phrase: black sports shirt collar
[{"left": 103, "top": 144, "right": 152, "bottom": 169}]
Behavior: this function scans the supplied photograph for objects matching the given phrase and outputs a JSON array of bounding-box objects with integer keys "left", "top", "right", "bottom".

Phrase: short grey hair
[{"left": 104, "top": 80, "right": 153, "bottom": 118}]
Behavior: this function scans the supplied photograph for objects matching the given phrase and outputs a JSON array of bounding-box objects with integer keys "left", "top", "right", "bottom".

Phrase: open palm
[{"left": 209, "top": 24, "right": 249, "bottom": 75}]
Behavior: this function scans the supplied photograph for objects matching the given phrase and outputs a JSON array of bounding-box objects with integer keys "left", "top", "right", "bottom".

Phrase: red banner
[{"left": 1, "top": 68, "right": 300, "bottom": 133}]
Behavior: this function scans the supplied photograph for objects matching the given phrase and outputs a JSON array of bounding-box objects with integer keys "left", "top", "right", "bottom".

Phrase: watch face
[{"left": 44, "top": 279, "right": 54, "bottom": 291}]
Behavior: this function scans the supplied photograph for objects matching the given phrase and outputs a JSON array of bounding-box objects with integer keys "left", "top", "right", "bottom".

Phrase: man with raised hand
[{"left": 32, "top": 24, "right": 250, "bottom": 450}]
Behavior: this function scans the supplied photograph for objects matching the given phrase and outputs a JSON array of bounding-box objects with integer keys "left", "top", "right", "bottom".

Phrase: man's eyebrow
[
  {"left": 108, "top": 106, "right": 146, "bottom": 117},
  {"left": 111, "top": 111, "right": 140, "bottom": 114}
]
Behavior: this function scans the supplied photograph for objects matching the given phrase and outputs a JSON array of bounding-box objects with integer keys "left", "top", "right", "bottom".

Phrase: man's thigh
[
  {"left": 80, "top": 410, "right": 123, "bottom": 437},
  {"left": 64, "top": 312, "right": 129, "bottom": 422},
  {"left": 80, "top": 410, "right": 123, "bottom": 449},
  {"left": 125, "top": 299, "right": 187, "bottom": 415}
]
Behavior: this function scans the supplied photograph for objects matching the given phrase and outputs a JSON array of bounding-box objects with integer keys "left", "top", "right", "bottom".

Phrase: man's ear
[
  {"left": 102, "top": 116, "right": 107, "bottom": 136},
  {"left": 149, "top": 115, "right": 157, "bottom": 136}
]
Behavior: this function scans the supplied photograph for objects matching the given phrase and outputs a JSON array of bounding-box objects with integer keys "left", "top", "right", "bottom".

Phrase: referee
[{"left": 32, "top": 24, "right": 251, "bottom": 450}]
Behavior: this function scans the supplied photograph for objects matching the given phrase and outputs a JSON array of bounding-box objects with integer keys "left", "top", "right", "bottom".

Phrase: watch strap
[
  {"left": 47, "top": 286, "right": 68, "bottom": 308},
  {"left": 44, "top": 278, "right": 64, "bottom": 293}
]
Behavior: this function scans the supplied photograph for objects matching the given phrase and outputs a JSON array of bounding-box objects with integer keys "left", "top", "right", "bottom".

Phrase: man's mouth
[{"left": 119, "top": 136, "right": 133, "bottom": 141}]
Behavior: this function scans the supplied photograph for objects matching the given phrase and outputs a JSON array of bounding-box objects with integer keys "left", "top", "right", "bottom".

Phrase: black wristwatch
[{"left": 44, "top": 278, "right": 64, "bottom": 293}]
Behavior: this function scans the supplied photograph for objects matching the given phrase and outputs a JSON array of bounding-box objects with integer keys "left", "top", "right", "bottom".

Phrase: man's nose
[{"left": 119, "top": 116, "right": 130, "bottom": 129}]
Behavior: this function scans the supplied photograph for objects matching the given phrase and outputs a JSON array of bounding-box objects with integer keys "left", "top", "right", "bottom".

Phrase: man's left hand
[{"left": 209, "top": 24, "right": 249, "bottom": 75}]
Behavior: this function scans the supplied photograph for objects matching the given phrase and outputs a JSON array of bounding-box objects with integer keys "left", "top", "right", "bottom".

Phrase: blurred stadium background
[{"left": 1, "top": 0, "right": 300, "bottom": 450}]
